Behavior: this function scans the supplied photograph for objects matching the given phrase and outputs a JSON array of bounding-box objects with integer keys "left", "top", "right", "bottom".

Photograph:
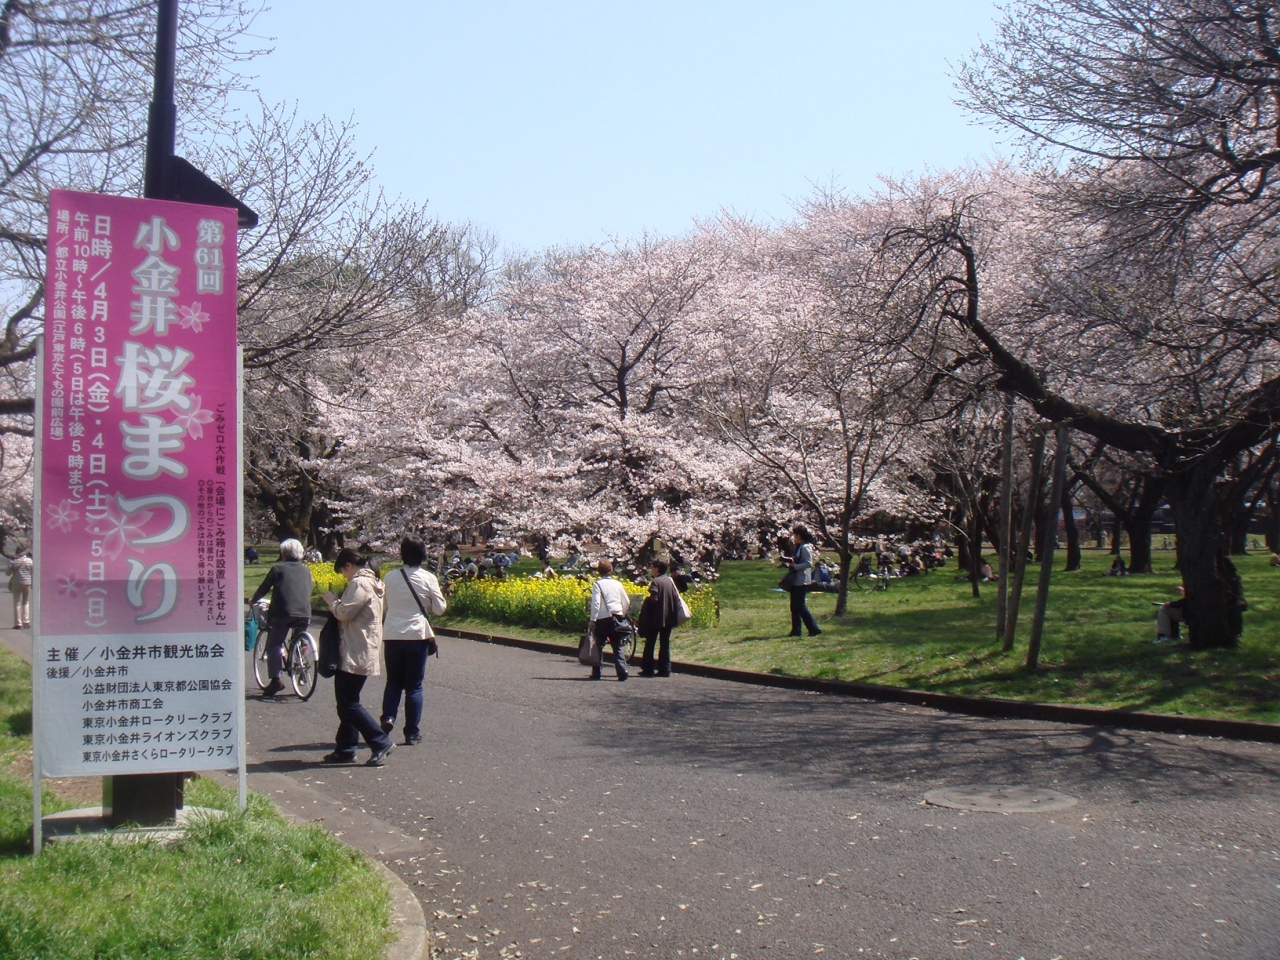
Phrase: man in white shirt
[{"left": 587, "top": 559, "right": 631, "bottom": 681}]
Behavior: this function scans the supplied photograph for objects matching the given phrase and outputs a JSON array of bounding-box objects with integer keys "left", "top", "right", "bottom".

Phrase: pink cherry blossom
[
  {"left": 174, "top": 395, "right": 216, "bottom": 439},
  {"left": 46, "top": 499, "right": 79, "bottom": 533},
  {"left": 177, "top": 301, "right": 210, "bottom": 333}
]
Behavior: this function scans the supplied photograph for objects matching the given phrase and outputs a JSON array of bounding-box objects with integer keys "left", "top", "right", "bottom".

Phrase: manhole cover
[{"left": 924, "top": 784, "right": 1078, "bottom": 814}]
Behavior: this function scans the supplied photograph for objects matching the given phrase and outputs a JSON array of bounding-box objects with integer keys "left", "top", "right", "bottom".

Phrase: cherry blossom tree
[
  {"left": 695, "top": 210, "right": 931, "bottom": 614},
  {"left": 946, "top": 0, "right": 1280, "bottom": 648}
]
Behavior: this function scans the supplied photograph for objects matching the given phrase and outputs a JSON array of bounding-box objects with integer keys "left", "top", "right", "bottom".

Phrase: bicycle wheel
[
  {"left": 289, "top": 633, "right": 318, "bottom": 700},
  {"left": 252, "top": 630, "right": 271, "bottom": 689}
]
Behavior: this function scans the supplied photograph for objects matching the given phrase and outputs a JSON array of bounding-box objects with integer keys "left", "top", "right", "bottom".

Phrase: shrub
[{"left": 447, "top": 576, "right": 718, "bottom": 631}]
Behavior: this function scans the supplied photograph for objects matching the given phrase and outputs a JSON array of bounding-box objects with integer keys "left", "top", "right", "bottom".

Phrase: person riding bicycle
[{"left": 247, "top": 538, "right": 314, "bottom": 699}]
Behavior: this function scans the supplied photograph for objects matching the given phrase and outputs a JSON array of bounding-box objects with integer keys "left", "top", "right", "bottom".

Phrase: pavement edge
[{"left": 436, "top": 625, "right": 1280, "bottom": 745}]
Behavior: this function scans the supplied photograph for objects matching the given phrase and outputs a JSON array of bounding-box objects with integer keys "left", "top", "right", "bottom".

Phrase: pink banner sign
[{"left": 36, "top": 189, "right": 241, "bottom": 777}]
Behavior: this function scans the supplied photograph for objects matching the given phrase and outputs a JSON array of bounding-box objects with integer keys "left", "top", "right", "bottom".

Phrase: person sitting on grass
[
  {"left": 1108, "top": 555, "right": 1128, "bottom": 576},
  {"left": 1155, "top": 586, "right": 1187, "bottom": 644},
  {"left": 979, "top": 558, "right": 998, "bottom": 582}
]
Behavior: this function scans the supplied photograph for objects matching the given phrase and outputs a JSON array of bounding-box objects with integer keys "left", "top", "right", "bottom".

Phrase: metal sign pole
[
  {"left": 236, "top": 346, "right": 247, "bottom": 814},
  {"left": 32, "top": 335, "right": 44, "bottom": 854}
]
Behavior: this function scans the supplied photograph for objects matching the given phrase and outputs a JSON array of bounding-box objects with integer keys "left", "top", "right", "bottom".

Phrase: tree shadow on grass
[{"left": 6, "top": 708, "right": 30, "bottom": 737}]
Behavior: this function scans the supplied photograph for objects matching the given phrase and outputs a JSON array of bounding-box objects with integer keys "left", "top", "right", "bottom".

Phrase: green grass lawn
[
  {"left": 0, "top": 642, "right": 394, "bottom": 960},
  {"left": 435, "top": 548, "right": 1280, "bottom": 723}
]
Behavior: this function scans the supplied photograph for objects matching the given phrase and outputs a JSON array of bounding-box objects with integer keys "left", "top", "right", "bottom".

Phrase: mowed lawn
[{"left": 436, "top": 548, "right": 1280, "bottom": 723}]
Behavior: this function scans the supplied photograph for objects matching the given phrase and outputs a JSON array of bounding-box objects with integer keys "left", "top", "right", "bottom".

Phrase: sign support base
[{"left": 104, "top": 773, "right": 184, "bottom": 828}]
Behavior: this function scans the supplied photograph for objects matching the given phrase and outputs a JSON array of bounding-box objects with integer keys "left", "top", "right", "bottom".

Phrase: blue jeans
[
  {"left": 788, "top": 586, "right": 820, "bottom": 635},
  {"left": 333, "top": 670, "right": 391, "bottom": 757},
  {"left": 381, "top": 639, "right": 430, "bottom": 739}
]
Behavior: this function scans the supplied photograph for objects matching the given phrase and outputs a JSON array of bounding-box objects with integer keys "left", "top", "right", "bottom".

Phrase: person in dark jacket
[
  {"left": 247, "top": 538, "right": 314, "bottom": 698},
  {"left": 637, "top": 560, "right": 682, "bottom": 677}
]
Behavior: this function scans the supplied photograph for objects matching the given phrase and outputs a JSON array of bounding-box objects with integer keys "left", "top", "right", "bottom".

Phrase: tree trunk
[
  {"left": 834, "top": 548, "right": 853, "bottom": 616},
  {"left": 1003, "top": 430, "right": 1045, "bottom": 652},
  {"left": 1268, "top": 481, "right": 1280, "bottom": 553},
  {"left": 996, "top": 396, "right": 1015, "bottom": 640},
  {"left": 1127, "top": 512, "right": 1154, "bottom": 574},
  {"left": 1166, "top": 461, "right": 1245, "bottom": 650},
  {"left": 1027, "top": 426, "right": 1068, "bottom": 670},
  {"left": 1062, "top": 483, "right": 1081, "bottom": 572},
  {"left": 968, "top": 509, "right": 982, "bottom": 599}
]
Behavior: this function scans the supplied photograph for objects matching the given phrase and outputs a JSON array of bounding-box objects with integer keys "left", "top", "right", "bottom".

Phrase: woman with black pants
[
  {"left": 783, "top": 525, "right": 822, "bottom": 637},
  {"left": 638, "top": 560, "right": 681, "bottom": 677}
]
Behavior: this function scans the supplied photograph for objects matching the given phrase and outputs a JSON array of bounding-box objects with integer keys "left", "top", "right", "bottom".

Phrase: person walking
[
  {"left": 637, "top": 560, "right": 681, "bottom": 677},
  {"left": 8, "top": 550, "right": 31, "bottom": 629},
  {"left": 782, "top": 525, "right": 821, "bottom": 637},
  {"left": 380, "top": 536, "right": 446, "bottom": 746},
  {"left": 321, "top": 548, "right": 394, "bottom": 766},
  {"left": 587, "top": 559, "right": 631, "bottom": 681},
  {"left": 247, "top": 538, "right": 314, "bottom": 698}
]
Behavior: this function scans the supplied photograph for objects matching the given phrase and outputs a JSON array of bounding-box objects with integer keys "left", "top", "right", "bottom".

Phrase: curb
[
  {"left": 379, "top": 861, "right": 430, "bottom": 960},
  {"left": 205, "top": 768, "right": 431, "bottom": 960},
  {"left": 436, "top": 626, "right": 1280, "bottom": 745}
]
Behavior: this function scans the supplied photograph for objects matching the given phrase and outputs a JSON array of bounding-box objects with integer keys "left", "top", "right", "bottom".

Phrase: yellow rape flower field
[{"left": 447, "top": 576, "right": 718, "bottom": 631}]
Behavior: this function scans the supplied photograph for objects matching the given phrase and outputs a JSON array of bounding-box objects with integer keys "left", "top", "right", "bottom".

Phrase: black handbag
[{"left": 317, "top": 614, "right": 341, "bottom": 678}]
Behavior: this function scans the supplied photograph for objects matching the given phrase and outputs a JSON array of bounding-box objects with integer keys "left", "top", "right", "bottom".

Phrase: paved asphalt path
[{"left": 243, "top": 635, "right": 1279, "bottom": 960}]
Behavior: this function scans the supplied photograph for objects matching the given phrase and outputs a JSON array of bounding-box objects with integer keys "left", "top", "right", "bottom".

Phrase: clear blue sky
[{"left": 245, "top": 1, "right": 1007, "bottom": 253}]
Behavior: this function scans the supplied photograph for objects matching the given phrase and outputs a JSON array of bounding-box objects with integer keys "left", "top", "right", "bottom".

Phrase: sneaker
[
  {"left": 404, "top": 733, "right": 423, "bottom": 746},
  {"left": 321, "top": 751, "right": 357, "bottom": 764},
  {"left": 1154, "top": 635, "right": 1175, "bottom": 644},
  {"left": 380, "top": 718, "right": 394, "bottom": 735},
  {"left": 366, "top": 742, "right": 395, "bottom": 767}
]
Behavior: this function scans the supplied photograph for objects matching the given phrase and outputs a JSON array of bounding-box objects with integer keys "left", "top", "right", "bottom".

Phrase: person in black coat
[
  {"left": 637, "top": 560, "right": 682, "bottom": 677},
  {"left": 247, "top": 538, "right": 314, "bottom": 698}
]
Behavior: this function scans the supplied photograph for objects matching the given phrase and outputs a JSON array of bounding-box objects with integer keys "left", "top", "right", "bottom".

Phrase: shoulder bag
[{"left": 400, "top": 568, "right": 440, "bottom": 658}]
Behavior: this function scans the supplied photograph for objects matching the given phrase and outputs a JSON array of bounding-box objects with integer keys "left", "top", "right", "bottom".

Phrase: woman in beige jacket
[{"left": 321, "top": 548, "right": 394, "bottom": 766}]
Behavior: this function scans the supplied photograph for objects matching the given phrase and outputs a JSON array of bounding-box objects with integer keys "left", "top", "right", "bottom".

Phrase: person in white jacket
[
  {"left": 380, "top": 536, "right": 447, "bottom": 745},
  {"left": 587, "top": 559, "right": 631, "bottom": 681}
]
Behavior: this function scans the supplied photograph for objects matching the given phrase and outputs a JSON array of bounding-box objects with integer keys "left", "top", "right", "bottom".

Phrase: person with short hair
[
  {"left": 638, "top": 560, "right": 681, "bottom": 677},
  {"left": 247, "top": 538, "right": 313, "bottom": 698},
  {"left": 380, "top": 536, "right": 446, "bottom": 746},
  {"left": 587, "top": 559, "right": 631, "bottom": 681},
  {"left": 321, "top": 549, "right": 394, "bottom": 765}
]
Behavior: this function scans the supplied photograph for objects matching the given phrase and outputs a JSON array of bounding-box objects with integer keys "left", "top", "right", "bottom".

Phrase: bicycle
[
  {"left": 850, "top": 556, "right": 890, "bottom": 591},
  {"left": 249, "top": 603, "right": 318, "bottom": 700}
]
